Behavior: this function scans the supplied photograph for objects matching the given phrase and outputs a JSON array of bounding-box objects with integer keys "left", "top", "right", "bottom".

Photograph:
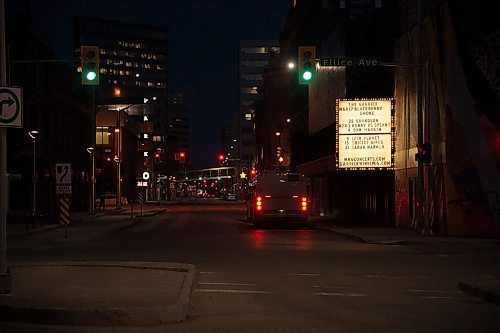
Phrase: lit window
[
  {"left": 245, "top": 113, "right": 252, "bottom": 121},
  {"left": 96, "top": 127, "right": 110, "bottom": 145}
]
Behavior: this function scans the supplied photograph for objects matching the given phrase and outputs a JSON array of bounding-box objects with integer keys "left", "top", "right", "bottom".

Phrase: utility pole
[{"left": 0, "top": 0, "right": 11, "bottom": 293}]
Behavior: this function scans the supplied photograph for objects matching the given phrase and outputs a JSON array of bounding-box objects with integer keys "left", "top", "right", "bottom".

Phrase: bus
[{"left": 246, "top": 170, "right": 309, "bottom": 225}]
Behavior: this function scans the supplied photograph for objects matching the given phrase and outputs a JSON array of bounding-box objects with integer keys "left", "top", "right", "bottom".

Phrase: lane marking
[
  {"left": 314, "top": 292, "right": 366, "bottom": 297},
  {"left": 199, "top": 271, "right": 224, "bottom": 274},
  {"left": 196, "top": 289, "right": 274, "bottom": 294},
  {"left": 406, "top": 289, "right": 454, "bottom": 294},
  {"left": 287, "top": 273, "right": 320, "bottom": 277},
  {"left": 199, "top": 282, "right": 257, "bottom": 286},
  {"left": 419, "top": 296, "right": 455, "bottom": 300},
  {"left": 312, "top": 285, "right": 349, "bottom": 289},
  {"left": 366, "top": 274, "right": 433, "bottom": 279}
]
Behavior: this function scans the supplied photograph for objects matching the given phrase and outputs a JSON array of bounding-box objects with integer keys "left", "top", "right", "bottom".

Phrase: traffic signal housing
[
  {"left": 81, "top": 46, "right": 99, "bottom": 85},
  {"left": 298, "top": 46, "right": 316, "bottom": 84}
]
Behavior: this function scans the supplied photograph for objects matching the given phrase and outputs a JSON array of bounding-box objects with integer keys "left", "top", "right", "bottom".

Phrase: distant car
[{"left": 224, "top": 193, "right": 236, "bottom": 201}]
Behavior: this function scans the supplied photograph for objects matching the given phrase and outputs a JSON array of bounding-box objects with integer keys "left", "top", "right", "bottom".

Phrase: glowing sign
[{"left": 336, "top": 99, "right": 394, "bottom": 170}]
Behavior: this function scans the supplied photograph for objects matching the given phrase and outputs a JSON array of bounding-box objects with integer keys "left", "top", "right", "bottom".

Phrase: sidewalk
[
  {"left": 309, "top": 216, "right": 500, "bottom": 246},
  {"left": 309, "top": 215, "right": 500, "bottom": 304},
  {"left": 6, "top": 205, "right": 166, "bottom": 239},
  {"left": 0, "top": 261, "right": 196, "bottom": 326},
  {"left": 2, "top": 207, "right": 196, "bottom": 326}
]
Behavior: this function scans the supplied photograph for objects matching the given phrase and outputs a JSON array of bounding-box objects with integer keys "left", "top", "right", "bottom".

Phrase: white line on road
[
  {"left": 199, "top": 282, "right": 257, "bottom": 286},
  {"left": 406, "top": 289, "right": 454, "bottom": 294},
  {"left": 312, "top": 285, "right": 349, "bottom": 289},
  {"left": 196, "top": 289, "right": 274, "bottom": 294},
  {"left": 314, "top": 292, "right": 367, "bottom": 297},
  {"left": 287, "top": 273, "right": 320, "bottom": 277},
  {"left": 366, "top": 274, "right": 434, "bottom": 279},
  {"left": 419, "top": 296, "right": 455, "bottom": 300}
]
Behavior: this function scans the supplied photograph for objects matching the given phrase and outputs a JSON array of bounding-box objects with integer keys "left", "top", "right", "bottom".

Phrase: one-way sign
[{"left": 0, "top": 86, "right": 23, "bottom": 128}]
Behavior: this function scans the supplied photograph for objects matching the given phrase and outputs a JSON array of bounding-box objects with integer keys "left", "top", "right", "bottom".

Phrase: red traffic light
[
  {"left": 179, "top": 152, "right": 186, "bottom": 158},
  {"left": 218, "top": 154, "right": 224, "bottom": 161},
  {"left": 155, "top": 153, "right": 160, "bottom": 158}
]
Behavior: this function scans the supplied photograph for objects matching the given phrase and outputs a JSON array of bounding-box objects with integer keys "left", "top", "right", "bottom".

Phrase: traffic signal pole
[
  {"left": 0, "top": 0, "right": 11, "bottom": 293},
  {"left": 416, "top": 0, "right": 428, "bottom": 234}
]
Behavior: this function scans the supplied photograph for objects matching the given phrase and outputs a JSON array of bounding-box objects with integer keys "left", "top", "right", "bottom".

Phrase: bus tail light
[
  {"left": 301, "top": 197, "right": 308, "bottom": 212},
  {"left": 256, "top": 196, "right": 262, "bottom": 212}
]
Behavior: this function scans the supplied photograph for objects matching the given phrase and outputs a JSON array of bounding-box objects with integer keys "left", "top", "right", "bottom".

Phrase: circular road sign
[
  {"left": 0, "top": 87, "right": 22, "bottom": 127},
  {"left": 142, "top": 172, "right": 150, "bottom": 180}
]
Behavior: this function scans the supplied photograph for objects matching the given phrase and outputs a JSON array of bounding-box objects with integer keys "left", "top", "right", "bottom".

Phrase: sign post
[{"left": 0, "top": 0, "right": 13, "bottom": 294}]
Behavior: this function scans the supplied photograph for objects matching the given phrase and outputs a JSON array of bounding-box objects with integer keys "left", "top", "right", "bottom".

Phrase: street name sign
[
  {"left": 320, "top": 57, "right": 379, "bottom": 67},
  {"left": 0, "top": 86, "right": 23, "bottom": 128},
  {"left": 336, "top": 99, "right": 394, "bottom": 170}
]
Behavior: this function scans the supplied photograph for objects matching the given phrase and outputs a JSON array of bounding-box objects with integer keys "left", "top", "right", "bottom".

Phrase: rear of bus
[{"left": 247, "top": 171, "right": 309, "bottom": 224}]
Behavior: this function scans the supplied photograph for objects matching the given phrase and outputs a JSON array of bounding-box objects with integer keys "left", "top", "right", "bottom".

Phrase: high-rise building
[
  {"left": 74, "top": 17, "right": 168, "bottom": 202},
  {"left": 167, "top": 93, "right": 190, "bottom": 170},
  {"left": 237, "top": 40, "right": 280, "bottom": 172},
  {"left": 74, "top": 16, "right": 168, "bottom": 104}
]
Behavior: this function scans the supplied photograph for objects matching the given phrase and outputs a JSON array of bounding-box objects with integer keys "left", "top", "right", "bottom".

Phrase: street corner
[{"left": 0, "top": 261, "right": 197, "bottom": 326}]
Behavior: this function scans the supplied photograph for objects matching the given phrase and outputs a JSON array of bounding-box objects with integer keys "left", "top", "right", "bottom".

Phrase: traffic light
[
  {"left": 218, "top": 154, "right": 225, "bottom": 166},
  {"left": 179, "top": 152, "right": 186, "bottom": 164},
  {"left": 154, "top": 152, "right": 161, "bottom": 163},
  {"left": 81, "top": 46, "right": 99, "bottom": 85},
  {"left": 415, "top": 143, "right": 432, "bottom": 164},
  {"left": 298, "top": 46, "right": 316, "bottom": 84}
]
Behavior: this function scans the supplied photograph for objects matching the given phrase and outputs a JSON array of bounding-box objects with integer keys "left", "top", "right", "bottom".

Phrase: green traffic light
[
  {"left": 86, "top": 71, "right": 97, "bottom": 81},
  {"left": 302, "top": 70, "right": 312, "bottom": 81}
]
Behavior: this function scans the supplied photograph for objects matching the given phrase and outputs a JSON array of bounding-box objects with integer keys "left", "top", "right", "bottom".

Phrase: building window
[
  {"left": 244, "top": 113, "right": 252, "bottom": 121},
  {"left": 241, "top": 87, "right": 258, "bottom": 95},
  {"left": 242, "top": 73, "right": 262, "bottom": 81},
  {"left": 241, "top": 60, "right": 268, "bottom": 68},
  {"left": 96, "top": 127, "right": 110, "bottom": 145},
  {"left": 153, "top": 135, "right": 163, "bottom": 142},
  {"left": 241, "top": 47, "right": 267, "bottom": 54}
]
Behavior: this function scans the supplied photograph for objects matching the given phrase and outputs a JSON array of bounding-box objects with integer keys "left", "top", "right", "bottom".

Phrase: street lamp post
[
  {"left": 87, "top": 147, "right": 95, "bottom": 213},
  {"left": 28, "top": 130, "right": 39, "bottom": 228}
]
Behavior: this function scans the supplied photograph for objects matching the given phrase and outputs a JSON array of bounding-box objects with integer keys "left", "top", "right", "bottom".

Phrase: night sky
[{"left": 6, "top": 0, "right": 290, "bottom": 168}]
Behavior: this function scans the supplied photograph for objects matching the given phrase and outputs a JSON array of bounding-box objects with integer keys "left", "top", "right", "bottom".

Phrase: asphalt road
[{"left": 2, "top": 201, "right": 500, "bottom": 332}]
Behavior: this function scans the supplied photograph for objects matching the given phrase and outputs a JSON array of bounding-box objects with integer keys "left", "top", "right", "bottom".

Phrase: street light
[
  {"left": 28, "top": 130, "right": 39, "bottom": 228},
  {"left": 86, "top": 147, "right": 95, "bottom": 213}
]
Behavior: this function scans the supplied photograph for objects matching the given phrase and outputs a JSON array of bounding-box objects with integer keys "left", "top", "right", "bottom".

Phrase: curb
[
  {"left": 314, "top": 225, "right": 409, "bottom": 245},
  {"left": 457, "top": 282, "right": 499, "bottom": 304},
  {"left": 0, "top": 262, "right": 196, "bottom": 326}
]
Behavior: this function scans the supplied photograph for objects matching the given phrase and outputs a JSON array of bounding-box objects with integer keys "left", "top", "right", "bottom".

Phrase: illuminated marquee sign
[{"left": 336, "top": 98, "right": 394, "bottom": 170}]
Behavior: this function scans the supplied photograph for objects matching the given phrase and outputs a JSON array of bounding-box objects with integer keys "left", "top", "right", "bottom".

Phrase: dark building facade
[
  {"left": 166, "top": 93, "right": 190, "bottom": 172},
  {"left": 6, "top": 14, "right": 93, "bottom": 222}
]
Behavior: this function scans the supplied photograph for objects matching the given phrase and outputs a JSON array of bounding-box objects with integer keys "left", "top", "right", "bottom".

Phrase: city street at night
[
  {"left": 1, "top": 0, "right": 499, "bottom": 331},
  {"left": 1, "top": 201, "right": 499, "bottom": 332}
]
